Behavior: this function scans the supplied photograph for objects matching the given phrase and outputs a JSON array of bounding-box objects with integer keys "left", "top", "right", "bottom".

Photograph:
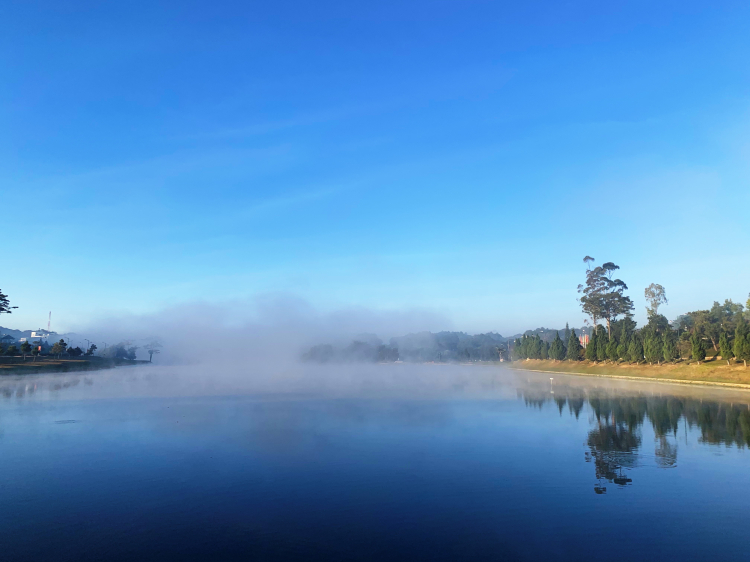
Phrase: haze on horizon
[{"left": 3, "top": 0, "right": 749, "bottom": 335}]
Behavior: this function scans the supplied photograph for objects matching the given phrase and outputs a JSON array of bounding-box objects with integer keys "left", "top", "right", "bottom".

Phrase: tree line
[
  {"left": 511, "top": 326, "right": 582, "bottom": 361},
  {"left": 0, "top": 289, "right": 150, "bottom": 362},
  {"left": 512, "top": 257, "right": 750, "bottom": 366},
  {"left": 0, "top": 338, "right": 98, "bottom": 361},
  {"left": 303, "top": 331, "right": 515, "bottom": 364}
]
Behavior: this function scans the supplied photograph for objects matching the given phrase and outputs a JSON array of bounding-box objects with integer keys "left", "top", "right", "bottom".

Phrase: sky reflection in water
[{"left": 0, "top": 365, "right": 749, "bottom": 562}]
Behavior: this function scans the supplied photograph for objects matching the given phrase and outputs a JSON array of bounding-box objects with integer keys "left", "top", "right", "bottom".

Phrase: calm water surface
[{"left": 1, "top": 364, "right": 749, "bottom": 561}]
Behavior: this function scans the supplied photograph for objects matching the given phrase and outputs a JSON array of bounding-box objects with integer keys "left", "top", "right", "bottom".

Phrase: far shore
[
  {"left": 0, "top": 356, "right": 150, "bottom": 376},
  {"left": 5, "top": 354, "right": 750, "bottom": 393},
  {"left": 508, "top": 358, "right": 750, "bottom": 390}
]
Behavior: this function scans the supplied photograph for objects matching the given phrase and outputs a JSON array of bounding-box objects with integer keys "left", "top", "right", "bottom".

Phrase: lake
[{"left": 1, "top": 364, "right": 749, "bottom": 561}]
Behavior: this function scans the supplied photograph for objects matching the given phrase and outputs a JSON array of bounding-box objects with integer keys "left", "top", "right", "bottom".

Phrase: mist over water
[
  {"left": 71, "top": 296, "right": 453, "bottom": 366},
  {"left": 0, "top": 362, "right": 518, "bottom": 402},
  {"left": 2, "top": 362, "right": 750, "bottom": 561},
  {"left": 6, "top": 303, "right": 750, "bottom": 562}
]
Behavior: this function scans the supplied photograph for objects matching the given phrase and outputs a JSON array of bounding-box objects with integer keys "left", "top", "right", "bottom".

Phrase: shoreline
[
  {"left": 509, "top": 367, "right": 750, "bottom": 391},
  {"left": 0, "top": 357, "right": 150, "bottom": 376},
  {"left": 508, "top": 359, "right": 750, "bottom": 391},
  {"left": 5, "top": 356, "right": 750, "bottom": 393}
]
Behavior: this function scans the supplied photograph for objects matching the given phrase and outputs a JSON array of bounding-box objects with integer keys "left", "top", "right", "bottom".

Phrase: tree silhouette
[{"left": 0, "top": 288, "right": 17, "bottom": 315}]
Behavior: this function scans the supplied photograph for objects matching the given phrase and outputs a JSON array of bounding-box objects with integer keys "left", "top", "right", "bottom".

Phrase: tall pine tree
[
  {"left": 628, "top": 336, "right": 643, "bottom": 363},
  {"left": 596, "top": 327, "right": 608, "bottom": 362},
  {"left": 511, "top": 338, "right": 523, "bottom": 361},
  {"left": 585, "top": 328, "right": 598, "bottom": 361},
  {"left": 617, "top": 337, "right": 629, "bottom": 362},
  {"left": 567, "top": 329, "right": 581, "bottom": 361},
  {"left": 549, "top": 331, "right": 564, "bottom": 361},
  {"left": 520, "top": 335, "right": 530, "bottom": 359},
  {"left": 662, "top": 331, "right": 677, "bottom": 363},
  {"left": 606, "top": 338, "right": 619, "bottom": 362},
  {"left": 531, "top": 335, "right": 542, "bottom": 359},
  {"left": 644, "top": 334, "right": 662, "bottom": 364},
  {"left": 540, "top": 341, "right": 549, "bottom": 360}
]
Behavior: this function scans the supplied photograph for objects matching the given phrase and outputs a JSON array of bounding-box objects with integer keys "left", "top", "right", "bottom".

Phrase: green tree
[
  {"left": 643, "top": 312, "right": 670, "bottom": 337},
  {"left": 689, "top": 310, "right": 714, "bottom": 350},
  {"left": 612, "top": 315, "right": 637, "bottom": 343},
  {"left": 691, "top": 332, "right": 706, "bottom": 364},
  {"left": 606, "top": 338, "right": 619, "bottom": 362},
  {"left": 578, "top": 258, "right": 634, "bottom": 340},
  {"left": 644, "top": 283, "right": 668, "bottom": 316},
  {"left": 4, "top": 344, "right": 18, "bottom": 356},
  {"left": 20, "top": 341, "right": 31, "bottom": 360},
  {"left": 0, "top": 288, "right": 17, "bottom": 315},
  {"left": 689, "top": 300, "right": 745, "bottom": 351},
  {"left": 644, "top": 334, "right": 662, "bottom": 365},
  {"left": 662, "top": 331, "right": 677, "bottom": 363},
  {"left": 628, "top": 336, "right": 643, "bottom": 363},
  {"left": 85, "top": 343, "right": 98, "bottom": 356},
  {"left": 540, "top": 341, "right": 549, "bottom": 360},
  {"left": 566, "top": 329, "right": 581, "bottom": 361},
  {"left": 586, "top": 329, "right": 598, "bottom": 361},
  {"left": 719, "top": 332, "right": 733, "bottom": 365},
  {"left": 549, "top": 331, "right": 564, "bottom": 361},
  {"left": 531, "top": 335, "right": 542, "bottom": 359},
  {"left": 578, "top": 256, "right": 606, "bottom": 329},
  {"left": 617, "top": 337, "right": 628, "bottom": 362},
  {"left": 596, "top": 327, "right": 608, "bottom": 361},
  {"left": 599, "top": 263, "right": 634, "bottom": 340},
  {"left": 50, "top": 339, "right": 68, "bottom": 358},
  {"left": 511, "top": 338, "right": 523, "bottom": 361}
]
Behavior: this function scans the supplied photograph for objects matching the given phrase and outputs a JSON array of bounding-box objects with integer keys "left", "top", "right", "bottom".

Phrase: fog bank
[{"left": 71, "top": 295, "right": 452, "bottom": 366}]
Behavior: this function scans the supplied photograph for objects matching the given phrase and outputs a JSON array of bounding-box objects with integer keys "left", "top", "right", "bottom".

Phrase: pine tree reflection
[{"left": 520, "top": 381, "right": 750, "bottom": 493}]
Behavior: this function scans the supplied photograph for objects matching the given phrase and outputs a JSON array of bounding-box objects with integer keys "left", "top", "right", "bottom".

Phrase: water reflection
[
  {"left": 4, "top": 367, "right": 750, "bottom": 496},
  {"left": 0, "top": 377, "right": 87, "bottom": 400},
  {"left": 520, "top": 381, "right": 750, "bottom": 493},
  {"left": 586, "top": 423, "right": 638, "bottom": 493}
]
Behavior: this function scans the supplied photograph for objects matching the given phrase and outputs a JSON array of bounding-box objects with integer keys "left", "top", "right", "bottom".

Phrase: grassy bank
[
  {"left": 510, "top": 358, "right": 750, "bottom": 388},
  {"left": 0, "top": 357, "right": 149, "bottom": 375}
]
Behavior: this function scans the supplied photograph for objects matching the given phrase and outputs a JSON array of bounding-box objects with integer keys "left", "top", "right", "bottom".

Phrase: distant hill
[
  {"left": 389, "top": 331, "right": 508, "bottom": 362},
  {"left": 303, "top": 325, "right": 595, "bottom": 364},
  {"left": 0, "top": 326, "right": 58, "bottom": 341}
]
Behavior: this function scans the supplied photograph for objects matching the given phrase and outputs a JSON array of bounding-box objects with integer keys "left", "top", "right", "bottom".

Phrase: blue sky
[{"left": 2, "top": 0, "right": 749, "bottom": 334}]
